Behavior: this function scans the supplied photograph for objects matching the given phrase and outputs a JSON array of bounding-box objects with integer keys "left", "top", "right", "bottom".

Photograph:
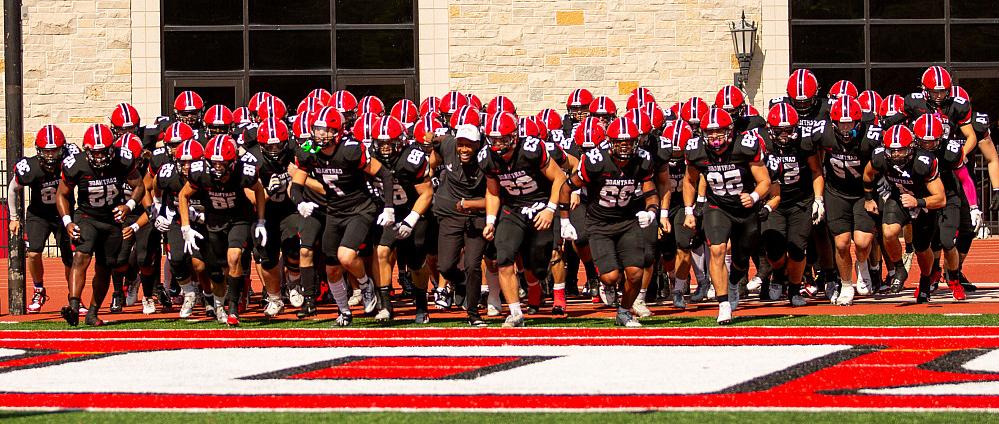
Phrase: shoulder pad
[{"left": 870, "top": 147, "right": 887, "bottom": 170}]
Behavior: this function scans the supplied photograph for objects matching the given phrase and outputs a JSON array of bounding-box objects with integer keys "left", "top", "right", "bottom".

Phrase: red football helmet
[
  {"left": 351, "top": 113, "right": 379, "bottom": 144},
  {"left": 588, "top": 96, "right": 617, "bottom": 120},
  {"left": 232, "top": 107, "right": 252, "bottom": 125},
  {"left": 951, "top": 85, "right": 971, "bottom": 102},
  {"left": 879, "top": 94, "right": 906, "bottom": 118},
  {"left": 256, "top": 96, "right": 287, "bottom": 121},
  {"left": 390, "top": 99, "right": 419, "bottom": 126},
  {"left": 699, "top": 108, "right": 735, "bottom": 153},
  {"left": 373, "top": 116, "right": 406, "bottom": 160},
  {"left": 174, "top": 138, "right": 203, "bottom": 178},
  {"left": 109, "top": 102, "right": 141, "bottom": 137},
  {"left": 173, "top": 91, "right": 204, "bottom": 126},
  {"left": 857, "top": 90, "right": 883, "bottom": 114},
  {"left": 332, "top": 90, "right": 359, "bottom": 122},
  {"left": 358, "top": 96, "right": 385, "bottom": 116},
  {"left": 913, "top": 113, "right": 945, "bottom": 150},
  {"left": 767, "top": 103, "right": 800, "bottom": 146},
  {"left": 297, "top": 96, "right": 326, "bottom": 118},
  {"left": 466, "top": 93, "right": 483, "bottom": 111},
  {"left": 663, "top": 120, "right": 694, "bottom": 159},
  {"left": 743, "top": 104, "right": 761, "bottom": 117},
  {"left": 922, "top": 66, "right": 953, "bottom": 106},
  {"left": 34, "top": 125, "right": 67, "bottom": 171},
  {"left": 484, "top": 112, "right": 519, "bottom": 155},
  {"left": 528, "top": 116, "right": 549, "bottom": 141},
  {"left": 247, "top": 92, "right": 273, "bottom": 114},
  {"left": 830, "top": 96, "right": 864, "bottom": 141},
  {"left": 884, "top": 124, "right": 917, "bottom": 165},
  {"left": 413, "top": 116, "right": 444, "bottom": 153},
  {"left": 449, "top": 105, "right": 480, "bottom": 129},
  {"left": 438, "top": 91, "right": 468, "bottom": 119},
  {"left": 828, "top": 80, "right": 859, "bottom": 99},
  {"left": 257, "top": 117, "right": 290, "bottom": 162},
  {"left": 786, "top": 69, "right": 820, "bottom": 112},
  {"left": 292, "top": 112, "right": 313, "bottom": 141},
  {"left": 518, "top": 117, "right": 541, "bottom": 139},
  {"left": 535, "top": 108, "right": 563, "bottom": 133},
  {"left": 419, "top": 96, "right": 441, "bottom": 118},
  {"left": 163, "top": 122, "right": 194, "bottom": 149},
  {"left": 203, "top": 104, "right": 234, "bottom": 137},
  {"left": 82, "top": 124, "right": 117, "bottom": 169},
  {"left": 624, "top": 109, "right": 653, "bottom": 136},
  {"left": 311, "top": 106, "right": 345, "bottom": 147},
  {"left": 606, "top": 117, "right": 640, "bottom": 160},
  {"left": 573, "top": 117, "right": 606, "bottom": 150},
  {"left": 204, "top": 134, "right": 238, "bottom": 179},
  {"left": 114, "top": 133, "right": 143, "bottom": 162},
  {"left": 307, "top": 88, "right": 333, "bottom": 105},
  {"left": 714, "top": 85, "right": 746, "bottom": 114},
  {"left": 667, "top": 102, "right": 681, "bottom": 121},
  {"left": 626, "top": 87, "right": 656, "bottom": 110},
  {"left": 679, "top": 97, "right": 710, "bottom": 125},
  {"left": 486, "top": 96, "right": 517, "bottom": 116},
  {"left": 566, "top": 88, "right": 594, "bottom": 122},
  {"left": 640, "top": 102, "right": 666, "bottom": 130}
]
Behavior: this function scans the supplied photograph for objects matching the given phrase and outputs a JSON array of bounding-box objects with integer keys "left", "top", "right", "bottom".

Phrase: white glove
[
  {"left": 181, "top": 225, "right": 203, "bottom": 255},
  {"left": 811, "top": 197, "right": 825, "bottom": 225},
  {"left": 267, "top": 173, "right": 290, "bottom": 196},
  {"left": 377, "top": 207, "right": 395, "bottom": 227},
  {"left": 394, "top": 211, "right": 420, "bottom": 240},
  {"left": 297, "top": 201, "right": 318, "bottom": 218},
  {"left": 971, "top": 206, "right": 984, "bottom": 233},
  {"left": 154, "top": 215, "right": 172, "bottom": 233},
  {"left": 636, "top": 210, "right": 656, "bottom": 228},
  {"left": 560, "top": 218, "right": 577, "bottom": 241},
  {"left": 254, "top": 219, "right": 268, "bottom": 247},
  {"left": 188, "top": 205, "right": 204, "bottom": 224}
]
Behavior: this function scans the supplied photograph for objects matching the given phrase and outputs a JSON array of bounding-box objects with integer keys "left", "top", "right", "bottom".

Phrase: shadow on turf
[{"left": 0, "top": 410, "right": 80, "bottom": 419}]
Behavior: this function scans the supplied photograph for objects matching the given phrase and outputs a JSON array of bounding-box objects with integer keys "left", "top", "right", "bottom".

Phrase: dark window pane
[
  {"left": 342, "top": 84, "right": 407, "bottom": 109},
  {"left": 336, "top": 30, "right": 415, "bottom": 69},
  {"left": 336, "top": 0, "right": 414, "bottom": 24},
  {"left": 871, "top": 68, "right": 925, "bottom": 98},
  {"left": 953, "top": 25, "right": 999, "bottom": 62},
  {"left": 870, "top": 0, "right": 943, "bottom": 19},
  {"left": 791, "top": 25, "right": 864, "bottom": 63},
  {"left": 164, "top": 31, "right": 243, "bottom": 71},
  {"left": 956, "top": 76, "right": 999, "bottom": 121},
  {"left": 800, "top": 68, "right": 867, "bottom": 94},
  {"left": 249, "top": 75, "right": 332, "bottom": 107},
  {"left": 163, "top": 0, "right": 242, "bottom": 26},
  {"left": 250, "top": 30, "right": 331, "bottom": 70},
  {"left": 250, "top": 0, "right": 330, "bottom": 25},
  {"left": 952, "top": 0, "right": 999, "bottom": 18},
  {"left": 172, "top": 85, "right": 239, "bottom": 110},
  {"left": 791, "top": 0, "right": 863, "bottom": 19},
  {"left": 870, "top": 25, "right": 944, "bottom": 62}
]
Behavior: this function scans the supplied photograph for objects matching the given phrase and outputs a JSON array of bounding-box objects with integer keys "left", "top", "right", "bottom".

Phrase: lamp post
[{"left": 730, "top": 10, "right": 757, "bottom": 90}]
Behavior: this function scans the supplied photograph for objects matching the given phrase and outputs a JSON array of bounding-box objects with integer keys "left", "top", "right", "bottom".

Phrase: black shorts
[
  {"left": 73, "top": 212, "right": 124, "bottom": 267},
  {"left": 881, "top": 197, "right": 936, "bottom": 251},
  {"left": 669, "top": 204, "right": 701, "bottom": 251},
  {"left": 588, "top": 219, "right": 646, "bottom": 274},
  {"left": 930, "top": 197, "right": 961, "bottom": 251},
  {"left": 494, "top": 208, "right": 553, "bottom": 279},
  {"left": 203, "top": 220, "right": 251, "bottom": 270},
  {"left": 762, "top": 200, "right": 811, "bottom": 262},
  {"left": 298, "top": 210, "right": 326, "bottom": 250},
  {"left": 702, "top": 205, "right": 758, "bottom": 268},
  {"left": 24, "top": 211, "right": 72, "bottom": 267},
  {"left": 322, "top": 203, "right": 377, "bottom": 263},
  {"left": 254, "top": 213, "right": 301, "bottom": 270},
  {"left": 379, "top": 209, "right": 430, "bottom": 270},
  {"left": 568, "top": 204, "right": 590, "bottom": 246},
  {"left": 642, "top": 217, "right": 658, "bottom": 267},
  {"left": 825, "top": 189, "right": 875, "bottom": 235},
  {"left": 132, "top": 224, "right": 162, "bottom": 269}
]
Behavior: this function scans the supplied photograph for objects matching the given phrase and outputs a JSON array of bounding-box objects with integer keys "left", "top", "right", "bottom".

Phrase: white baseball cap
[{"left": 455, "top": 124, "right": 480, "bottom": 142}]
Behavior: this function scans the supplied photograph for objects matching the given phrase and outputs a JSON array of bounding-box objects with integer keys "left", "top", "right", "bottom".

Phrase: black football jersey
[
  {"left": 295, "top": 139, "right": 374, "bottom": 214},
  {"left": 769, "top": 95, "right": 831, "bottom": 126},
  {"left": 904, "top": 93, "right": 974, "bottom": 142},
  {"left": 478, "top": 137, "right": 553, "bottom": 210},
  {"left": 140, "top": 116, "right": 172, "bottom": 150},
  {"left": 870, "top": 147, "right": 939, "bottom": 200},
  {"left": 14, "top": 144, "right": 80, "bottom": 219},
  {"left": 61, "top": 148, "right": 137, "bottom": 222},
  {"left": 651, "top": 133, "right": 687, "bottom": 209},
  {"left": 929, "top": 138, "right": 966, "bottom": 198},
  {"left": 542, "top": 140, "right": 569, "bottom": 168},
  {"left": 155, "top": 160, "right": 204, "bottom": 222},
  {"left": 370, "top": 144, "right": 430, "bottom": 210},
  {"left": 761, "top": 128, "right": 818, "bottom": 206},
  {"left": 148, "top": 146, "right": 174, "bottom": 175},
  {"left": 232, "top": 122, "right": 258, "bottom": 148},
  {"left": 971, "top": 112, "right": 991, "bottom": 141},
  {"left": 685, "top": 132, "right": 763, "bottom": 215},
  {"left": 434, "top": 137, "right": 487, "bottom": 217},
  {"left": 244, "top": 146, "right": 294, "bottom": 214},
  {"left": 187, "top": 155, "right": 258, "bottom": 224},
  {"left": 735, "top": 115, "right": 767, "bottom": 134},
  {"left": 816, "top": 121, "right": 882, "bottom": 199},
  {"left": 578, "top": 147, "right": 654, "bottom": 223}
]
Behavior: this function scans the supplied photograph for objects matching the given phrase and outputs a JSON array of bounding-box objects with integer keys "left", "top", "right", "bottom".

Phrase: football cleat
[
  {"left": 205, "top": 296, "right": 216, "bottom": 318},
  {"left": 226, "top": 313, "right": 240, "bottom": 327},
  {"left": 717, "top": 302, "right": 733, "bottom": 325},
  {"left": 826, "top": 280, "right": 840, "bottom": 303},
  {"left": 551, "top": 305, "right": 566, "bottom": 316},
  {"left": 142, "top": 297, "right": 156, "bottom": 315},
  {"left": 790, "top": 294, "right": 807, "bottom": 307},
  {"left": 374, "top": 308, "right": 392, "bottom": 322},
  {"left": 61, "top": 300, "right": 80, "bottom": 327},
  {"left": 297, "top": 297, "right": 317, "bottom": 319},
  {"left": 768, "top": 282, "right": 784, "bottom": 301},
  {"left": 27, "top": 288, "right": 48, "bottom": 313},
  {"left": 414, "top": 311, "right": 430, "bottom": 324},
  {"left": 154, "top": 284, "right": 173, "bottom": 311},
  {"left": 672, "top": 291, "right": 687, "bottom": 309},
  {"left": 615, "top": 308, "right": 642, "bottom": 328},
  {"left": 288, "top": 286, "right": 304, "bottom": 308},
  {"left": 215, "top": 303, "right": 228, "bottom": 324},
  {"left": 836, "top": 284, "right": 855, "bottom": 306},
  {"left": 467, "top": 314, "right": 487, "bottom": 328},
  {"left": 947, "top": 280, "right": 967, "bottom": 301},
  {"left": 398, "top": 271, "right": 416, "bottom": 298},
  {"left": 109, "top": 290, "right": 124, "bottom": 313},
  {"left": 263, "top": 298, "right": 285, "bottom": 318},
  {"left": 360, "top": 283, "right": 377, "bottom": 314},
  {"left": 856, "top": 263, "right": 873, "bottom": 295},
  {"left": 348, "top": 289, "right": 362, "bottom": 307},
  {"left": 179, "top": 292, "right": 197, "bottom": 318},
  {"left": 691, "top": 282, "right": 711, "bottom": 303},
  {"left": 632, "top": 297, "right": 652, "bottom": 318},
  {"left": 959, "top": 272, "right": 977, "bottom": 292},
  {"left": 335, "top": 313, "right": 353, "bottom": 327},
  {"left": 599, "top": 284, "right": 617, "bottom": 307},
  {"left": 433, "top": 286, "right": 453, "bottom": 309},
  {"left": 747, "top": 276, "right": 763, "bottom": 293},
  {"left": 487, "top": 304, "right": 500, "bottom": 316},
  {"left": 890, "top": 266, "right": 908, "bottom": 293},
  {"left": 125, "top": 279, "right": 139, "bottom": 306},
  {"left": 84, "top": 307, "right": 103, "bottom": 327},
  {"left": 502, "top": 314, "right": 525, "bottom": 328}
]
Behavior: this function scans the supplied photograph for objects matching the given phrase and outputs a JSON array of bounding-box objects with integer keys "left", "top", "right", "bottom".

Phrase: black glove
[
  {"left": 758, "top": 205, "right": 771, "bottom": 222},
  {"left": 694, "top": 199, "right": 706, "bottom": 218},
  {"left": 991, "top": 188, "right": 999, "bottom": 212}
]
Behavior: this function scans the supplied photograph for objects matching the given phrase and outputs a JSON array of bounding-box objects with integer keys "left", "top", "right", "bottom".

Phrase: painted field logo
[{"left": 0, "top": 327, "right": 996, "bottom": 411}]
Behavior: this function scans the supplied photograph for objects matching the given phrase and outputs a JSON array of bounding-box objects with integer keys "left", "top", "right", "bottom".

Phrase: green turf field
[
  {"left": 0, "top": 411, "right": 994, "bottom": 424},
  {"left": 2, "top": 313, "right": 997, "bottom": 330}
]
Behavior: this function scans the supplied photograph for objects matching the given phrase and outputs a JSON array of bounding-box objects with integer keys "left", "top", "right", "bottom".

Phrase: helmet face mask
[
  {"left": 374, "top": 137, "right": 401, "bottom": 160},
  {"left": 38, "top": 147, "right": 63, "bottom": 172},
  {"left": 488, "top": 134, "right": 517, "bottom": 156},
  {"left": 612, "top": 137, "right": 637, "bottom": 161},
  {"left": 311, "top": 125, "right": 339, "bottom": 148},
  {"left": 175, "top": 110, "right": 202, "bottom": 127},
  {"left": 592, "top": 113, "right": 614, "bottom": 128},
  {"left": 179, "top": 159, "right": 196, "bottom": 178},
  {"left": 261, "top": 140, "right": 288, "bottom": 163},
  {"left": 704, "top": 128, "right": 731, "bottom": 153},
  {"left": 835, "top": 121, "right": 860, "bottom": 141},
  {"left": 205, "top": 124, "right": 230, "bottom": 138},
  {"left": 888, "top": 146, "right": 914, "bottom": 167},
  {"left": 209, "top": 159, "right": 232, "bottom": 180},
  {"left": 917, "top": 137, "right": 940, "bottom": 151},
  {"left": 568, "top": 106, "right": 588, "bottom": 122},
  {"left": 110, "top": 125, "right": 137, "bottom": 140},
  {"left": 924, "top": 88, "right": 949, "bottom": 107},
  {"left": 791, "top": 97, "right": 815, "bottom": 113},
  {"left": 769, "top": 125, "right": 798, "bottom": 147},
  {"left": 86, "top": 146, "right": 115, "bottom": 170}
]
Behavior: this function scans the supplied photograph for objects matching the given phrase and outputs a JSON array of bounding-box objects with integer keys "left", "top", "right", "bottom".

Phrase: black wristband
[
  {"left": 864, "top": 191, "right": 874, "bottom": 201},
  {"left": 290, "top": 183, "right": 304, "bottom": 204},
  {"left": 916, "top": 198, "right": 927, "bottom": 208},
  {"left": 646, "top": 204, "right": 659, "bottom": 213}
]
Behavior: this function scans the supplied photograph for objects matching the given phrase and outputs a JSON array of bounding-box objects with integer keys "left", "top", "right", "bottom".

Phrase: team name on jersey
[{"left": 707, "top": 163, "right": 737, "bottom": 173}]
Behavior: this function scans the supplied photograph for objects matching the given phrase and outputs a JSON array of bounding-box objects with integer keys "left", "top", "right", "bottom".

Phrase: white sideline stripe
[{"left": 1, "top": 335, "right": 998, "bottom": 342}]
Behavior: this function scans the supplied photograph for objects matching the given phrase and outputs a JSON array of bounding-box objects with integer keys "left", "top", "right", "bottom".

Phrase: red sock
[
  {"left": 553, "top": 283, "right": 566, "bottom": 308},
  {"left": 528, "top": 283, "right": 542, "bottom": 306}
]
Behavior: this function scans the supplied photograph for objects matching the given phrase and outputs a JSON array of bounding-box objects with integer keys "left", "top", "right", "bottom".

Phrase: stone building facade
[{"left": 1, "top": 0, "right": 791, "bottom": 150}]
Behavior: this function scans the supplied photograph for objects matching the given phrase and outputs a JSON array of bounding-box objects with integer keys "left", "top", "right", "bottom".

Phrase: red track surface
[{"left": 2, "top": 239, "right": 999, "bottom": 320}]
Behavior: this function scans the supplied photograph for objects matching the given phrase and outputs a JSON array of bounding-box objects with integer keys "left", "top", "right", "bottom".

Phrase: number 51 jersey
[{"left": 685, "top": 132, "right": 762, "bottom": 216}]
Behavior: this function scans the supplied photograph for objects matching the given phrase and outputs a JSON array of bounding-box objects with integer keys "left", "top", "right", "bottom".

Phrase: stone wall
[
  {"left": 447, "top": 0, "right": 770, "bottom": 115},
  {"left": 0, "top": 0, "right": 132, "bottom": 152}
]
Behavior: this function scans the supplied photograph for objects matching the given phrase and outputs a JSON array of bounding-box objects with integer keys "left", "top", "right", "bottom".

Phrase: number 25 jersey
[
  {"left": 685, "top": 132, "right": 762, "bottom": 216},
  {"left": 61, "top": 148, "right": 137, "bottom": 222}
]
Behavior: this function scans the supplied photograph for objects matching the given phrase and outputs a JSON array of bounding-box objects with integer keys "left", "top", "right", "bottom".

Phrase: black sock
[
  {"left": 300, "top": 266, "right": 315, "bottom": 298},
  {"left": 584, "top": 261, "right": 598, "bottom": 280},
  {"left": 414, "top": 289, "right": 428, "bottom": 314},
  {"left": 225, "top": 275, "right": 243, "bottom": 311},
  {"left": 905, "top": 243, "right": 914, "bottom": 253},
  {"left": 112, "top": 273, "right": 124, "bottom": 292},
  {"left": 140, "top": 273, "right": 156, "bottom": 298}
]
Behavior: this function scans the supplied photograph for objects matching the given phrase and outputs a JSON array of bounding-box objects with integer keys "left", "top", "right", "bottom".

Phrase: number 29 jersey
[
  {"left": 61, "top": 148, "right": 137, "bottom": 222},
  {"left": 578, "top": 147, "right": 654, "bottom": 224},
  {"left": 684, "top": 131, "right": 762, "bottom": 216},
  {"left": 477, "top": 137, "right": 552, "bottom": 210}
]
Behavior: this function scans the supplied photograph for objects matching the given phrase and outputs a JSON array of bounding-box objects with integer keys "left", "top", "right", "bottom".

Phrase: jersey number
[
  {"left": 705, "top": 169, "right": 743, "bottom": 196},
  {"left": 210, "top": 193, "right": 237, "bottom": 209},
  {"left": 782, "top": 160, "right": 801, "bottom": 185},
  {"left": 321, "top": 174, "right": 347, "bottom": 196},
  {"left": 499, "top": 175, "right": 539, "bottom": 196},
  {"left": 87, "top": 184, "right": 119, "bottom": 208},
  {"left": 829, "top": 157, "right": 862, "bottom": 179},
  {"left": 597, "top": 184, "right": 638, "bottom": 208},
  {"left": 40, "top": 187, "right": 57, "bottom": 205}
]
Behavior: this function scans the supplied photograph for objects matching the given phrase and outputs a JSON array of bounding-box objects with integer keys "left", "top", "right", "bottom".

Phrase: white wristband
[
  {"left": 257, "top": 219, "right": 266, "bottom": 226},
  {"left": 129, "top": 223, "right": 140, "bottom": 232},
  {"left": 696, "top": 195, "right": 707, "bottom": 203},
  {"left": 660, "top": 209, "right": 669, "bottom": 219},
  {"left": 486, "top": 215, "right": 497, "bottom": 225},
  {"left": 125, "top": 199, "right": 137, "bottom": 211},
  {"left": 764, "top": 204, "right": 773, "bottom": 213},
  {"left": 749, "top": 192, "right": 760, "bottom": 203},
  {"left": 62, "top": 215, "right": 72, "bottom": 227},
  {"left": 545, "top": 201, "right": 557, "bottom": 212},
  {"left": 404, "top": 210, "right": 421, "bottom": 226},
  {"left": 684, "top": 206, "right": 694, "bottom": 216}
]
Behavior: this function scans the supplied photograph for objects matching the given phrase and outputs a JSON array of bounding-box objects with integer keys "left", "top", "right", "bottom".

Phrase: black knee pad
[
  {"left": 956, "top": 229, "right": 974, "bottom": 254},
  {"left": 787, "top": 244, "right": 807, "bottom": 262},
  {"left": 170, "top": 258, "right": 191, "bottom": 283}
]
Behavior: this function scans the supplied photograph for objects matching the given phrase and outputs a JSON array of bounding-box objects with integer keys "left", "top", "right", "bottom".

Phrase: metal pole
[{"left": 5, "top": 0, "right": 25, "bottom": 315}]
